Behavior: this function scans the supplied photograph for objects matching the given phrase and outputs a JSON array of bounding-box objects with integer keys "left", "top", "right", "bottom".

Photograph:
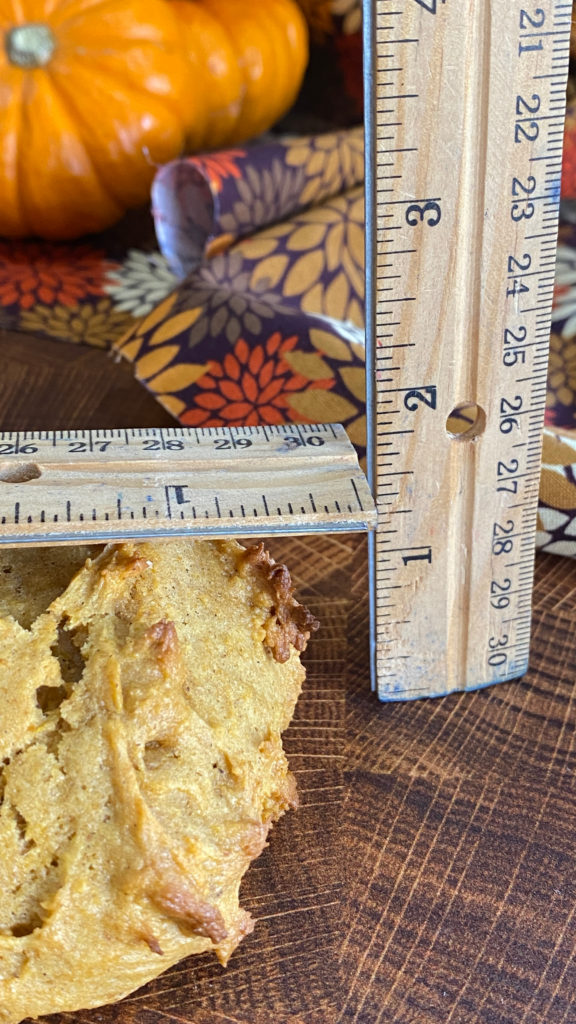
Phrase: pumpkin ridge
[
  {"left": 191, "top": 0, "right": 308, "bottom": 145},
  {"left": 45, "top": 59, "right": 186, "bottom": 207},
  {"left": 53, "top": 54, "right": 187, "bottom": 126},
  {"left": 260, "top": 3, "right": 296, "bottom": 131},
  {"left": 14, "top": 67, "right": 33, "bottom": 239},
  {"left": 168, "top": 0, "right": 239, "bottom": 152},
  {"left": 19, "top": 71, "right": 120, "bottom": 238},
  {"left": 40, "top": 70, "right": 125, "bottom": 212},
  {"left": 50, "top": 0, "right": 177, "bottom": 39},
  {"left": 2, "top": 70, "right": 29, "bottom": 237},
  {"left": 187, "top": 1, "right": 245, "bottom": 146}
]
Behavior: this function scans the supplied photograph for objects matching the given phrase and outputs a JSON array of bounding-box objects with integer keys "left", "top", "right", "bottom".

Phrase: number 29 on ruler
[{"left": 364, "top": 0, "right": 570, "bottom": 699}]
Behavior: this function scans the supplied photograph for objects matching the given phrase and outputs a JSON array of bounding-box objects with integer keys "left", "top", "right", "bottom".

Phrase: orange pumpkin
[
  {"left": 0, "top": 0, "right": 309, "bottom": 241},
  {"left": 170, "top": 0, "right": 309, "bottom": 150},
  {"left": 0, "top": 0, "right": 194, "bottom": 240}
]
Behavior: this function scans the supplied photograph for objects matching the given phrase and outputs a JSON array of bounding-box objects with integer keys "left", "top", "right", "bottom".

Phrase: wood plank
[
  {"left": 341, "top": 541, "right": 576, "bottom": 1024},
  {"left": 0, "top": 329, "right": 174, "bottom": 431}
]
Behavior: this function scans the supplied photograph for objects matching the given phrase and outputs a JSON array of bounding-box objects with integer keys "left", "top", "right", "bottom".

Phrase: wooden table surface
[{"left": 2, "top": 329, "right": 576, "bottom": 1024}]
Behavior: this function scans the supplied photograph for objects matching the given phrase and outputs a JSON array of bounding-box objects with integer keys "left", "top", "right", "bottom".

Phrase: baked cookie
[{"left": 0, "top": 539, "right": 317, "bottom": 1024}]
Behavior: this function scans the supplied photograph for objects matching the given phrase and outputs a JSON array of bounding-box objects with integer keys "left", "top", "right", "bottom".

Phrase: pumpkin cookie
[{"left": 0, "top": 539, "right": 317, "bottom": 1024}]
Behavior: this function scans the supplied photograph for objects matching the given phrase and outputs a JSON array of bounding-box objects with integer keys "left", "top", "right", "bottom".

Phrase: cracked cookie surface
[{"left": 0, "top": 539, "right": 317, "bottom": 1024}]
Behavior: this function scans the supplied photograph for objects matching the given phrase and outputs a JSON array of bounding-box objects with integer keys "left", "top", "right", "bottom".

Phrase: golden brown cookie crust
[{"left": 0, "top": 539, "right": 316, "bottom": 1024}]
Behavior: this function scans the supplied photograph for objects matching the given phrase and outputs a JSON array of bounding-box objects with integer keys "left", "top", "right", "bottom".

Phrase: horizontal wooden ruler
[
  {"left": 365, "top": 0, "right": 570, "bottom": 699},
  {"left": 0, "top": 425, "right": 376, "bottom": 546}
]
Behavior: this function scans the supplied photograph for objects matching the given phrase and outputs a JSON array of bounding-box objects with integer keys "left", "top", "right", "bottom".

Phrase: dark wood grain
[
  {"left": 0, "top": 329, "right": 174, "bottom": 430},
  {"left": 2, "top": 331, "right": 576, "bottom": 1024},
  {"left": 340, "top": 548, "right": 576, "bottom": 1024}
]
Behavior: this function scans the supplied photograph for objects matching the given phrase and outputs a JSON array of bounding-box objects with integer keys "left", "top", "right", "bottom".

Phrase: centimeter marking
[
  {"left": 0, "top": 424, "right": 376, "bottom": 546},
  {"left": 365, "top": 0, "right": 570, "bottom": 700}
]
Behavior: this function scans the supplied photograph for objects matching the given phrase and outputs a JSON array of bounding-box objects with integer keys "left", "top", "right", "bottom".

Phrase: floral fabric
[
  {"left": 152, "top": 128, "right": 364, "bottom": 278},
  {"left": 118, "top": 167, "right": 366, "bottom": 438},
  {"left": 0, "top": 222, "right": 162, "bottom": 348},
  {"left": 538, "top": 429, "right": 576, "bottom": 556},
  {"left": 562, "top": 106, "right": 576, "bottom": 199}
]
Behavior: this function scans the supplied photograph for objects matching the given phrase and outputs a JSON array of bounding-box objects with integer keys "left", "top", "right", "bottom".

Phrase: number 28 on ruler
[{"left": 365, "top": 0, "right": 569, "bottom": 698}]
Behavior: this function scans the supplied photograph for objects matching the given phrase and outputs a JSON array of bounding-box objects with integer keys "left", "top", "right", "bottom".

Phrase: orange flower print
[
  {"left": 191, "top": 150, "right": 246, "bottom": 194},
  {"left": 0, "top": 242, "right": 115, "bottom": 310},
  {"left": 182, "top": 334, "right": 333, "bottom": 427}
]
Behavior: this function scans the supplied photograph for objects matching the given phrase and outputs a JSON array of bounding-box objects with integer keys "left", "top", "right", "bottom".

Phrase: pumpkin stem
[{"left": 5, "top": 24, "right": 56, "bottom": 69}]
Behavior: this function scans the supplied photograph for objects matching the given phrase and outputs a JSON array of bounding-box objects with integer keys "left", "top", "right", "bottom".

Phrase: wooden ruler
[
  {"left": 0, "top": 425, "right": 376, "bottom": 546},
  {"left": 364, "top": 0, "right": 571, "bottom": 699}
]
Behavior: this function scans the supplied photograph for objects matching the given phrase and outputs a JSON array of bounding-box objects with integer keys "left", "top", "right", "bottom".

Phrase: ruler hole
[
  {"left": 0, "top": 463, "right": 41, "bottom": 483},
  {"left": 446, "top": 403, "right": 486, "bottom": 441}
]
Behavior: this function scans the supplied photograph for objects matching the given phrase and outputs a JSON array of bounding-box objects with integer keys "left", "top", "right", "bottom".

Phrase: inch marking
[{"left": 0, "top": 427, "right": 375, "bottom": 545}]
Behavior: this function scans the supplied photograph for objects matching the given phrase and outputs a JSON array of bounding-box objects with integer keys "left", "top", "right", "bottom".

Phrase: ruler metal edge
[
  {"left": 365, "top": 0, "right": 570, "bottom": 700},
  {"left": 0, "top": 424, "right": 376, "bottom": 547},
  {"left": 364, "top": 0, "right": 379, "bottom": 699}
]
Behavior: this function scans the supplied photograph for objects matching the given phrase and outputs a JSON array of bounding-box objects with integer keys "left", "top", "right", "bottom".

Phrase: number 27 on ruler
[{"left": 365, "top": 0, "right": 570, "bottom": 699}]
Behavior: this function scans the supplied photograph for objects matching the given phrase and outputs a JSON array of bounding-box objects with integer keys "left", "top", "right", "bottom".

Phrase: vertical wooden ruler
[{"left": 364, "top": 0, "right": 571, "bottom": 699}]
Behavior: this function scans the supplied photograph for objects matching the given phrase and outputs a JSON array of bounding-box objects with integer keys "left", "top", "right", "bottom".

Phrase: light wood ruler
[
  {"left": 364, "top": 0, "right": 571, "bottom": 698},
  {"left": 0, "top": 425, "right": 376, "bottom": 545}
]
